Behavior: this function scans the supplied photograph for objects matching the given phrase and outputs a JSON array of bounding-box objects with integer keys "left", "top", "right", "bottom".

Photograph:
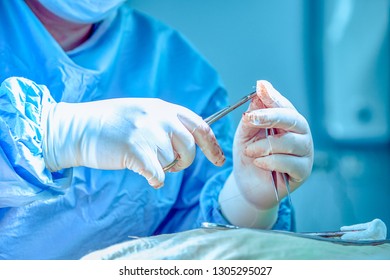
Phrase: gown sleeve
[{"left": 0, "top": 77, "right": 71, "bottom": 208}]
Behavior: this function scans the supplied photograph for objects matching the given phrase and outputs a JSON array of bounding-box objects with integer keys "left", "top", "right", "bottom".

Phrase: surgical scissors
[
  {"left": 265, "top": 128, "right": 293, "bottom": 207},
  {"left": 162, "top": 91, "right": 257, "bottom": 172}
]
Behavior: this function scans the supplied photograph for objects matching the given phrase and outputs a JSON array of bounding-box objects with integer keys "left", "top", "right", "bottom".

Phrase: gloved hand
[
  {"left": 219, "top": 80, "right": 313, "bottom": 228},
  {"left": 43, "top": 98, "right": 225, "bottom": 188}
]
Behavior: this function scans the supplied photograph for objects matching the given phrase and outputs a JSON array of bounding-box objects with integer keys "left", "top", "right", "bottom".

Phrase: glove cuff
[
  {"left": 218, "top": 172, "right": 278, "bottom": 229},
  {"left": 42, "top": 102, "right": 61, "bottom": 171},
  {"left": 43, "top": 102, "right": 81, "bottom": 171}
]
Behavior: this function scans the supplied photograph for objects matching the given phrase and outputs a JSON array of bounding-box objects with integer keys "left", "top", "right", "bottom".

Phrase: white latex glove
[
  {"left": 219, "top": 80, "right": 313, "bottom": 228},
  {"left": 43, "top": 98, "right": 225, "bottom": 188},
  {"left": 340, "top": 219, "right": 387, "bottom": 241}
]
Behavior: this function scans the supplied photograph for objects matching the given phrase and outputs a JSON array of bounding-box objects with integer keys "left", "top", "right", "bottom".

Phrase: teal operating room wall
[{"left": 129, "top": 0, "right": 309, "bottom": 124}]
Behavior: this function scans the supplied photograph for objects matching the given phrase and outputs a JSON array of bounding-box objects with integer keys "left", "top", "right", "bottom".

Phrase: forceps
[
  {"left": 162, "top": 91, "right": 257, "bottom": 171},
  {"left": 203, "top": 91, "right": 257, "bottom": 125}
]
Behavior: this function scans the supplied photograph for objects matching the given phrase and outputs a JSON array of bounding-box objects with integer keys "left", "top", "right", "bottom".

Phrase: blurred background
[{"left": 129, "top": 0, "right": 390, "bottom": 237}]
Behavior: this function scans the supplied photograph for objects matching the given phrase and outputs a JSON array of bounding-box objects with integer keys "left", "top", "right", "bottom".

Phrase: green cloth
[{"left": 82, "top": 228, "right": 390, "bottom": 260}]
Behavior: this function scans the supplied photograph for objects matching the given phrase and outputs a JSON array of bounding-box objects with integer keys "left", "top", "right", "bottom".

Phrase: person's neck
[{"left": 25, "top": 0, "right": 93, "bottom": 51}]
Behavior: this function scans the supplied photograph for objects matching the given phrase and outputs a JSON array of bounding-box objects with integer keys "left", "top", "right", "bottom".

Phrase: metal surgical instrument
[
  {"left": 265, "top": 128, "right": 293, "bottom": 207},
  {"left": 200, "top": 222, "right": 361, "bottom": 237},
  {"left": 200, "top": 222, "right": 390, "bottom": 246},
  {"left": 203, "top": 91, "right": 257, "bottom": 125},
  {"left": 163, "top": 91, "right": 257, "bottom": 172}
]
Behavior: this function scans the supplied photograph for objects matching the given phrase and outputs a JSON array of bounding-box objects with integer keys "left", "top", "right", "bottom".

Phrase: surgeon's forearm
[{"left": 218, "top": 173, "right": 278, "bottom": 229}]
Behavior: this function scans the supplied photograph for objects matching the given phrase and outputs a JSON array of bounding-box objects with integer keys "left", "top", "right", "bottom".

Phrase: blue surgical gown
[{"left": 0, "top": 1, "right": 292, "bottom": 259}]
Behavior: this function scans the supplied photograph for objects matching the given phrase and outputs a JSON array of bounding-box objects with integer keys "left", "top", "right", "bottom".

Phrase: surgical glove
[
  {"left": 219, "top": 80, "right": 313, "bottom": 228},
  {"left": 340, "top": 219, "right": 387, "bottom": 241},
  {"left": 43, "top": 98, "right": 225, "bottom": 188}
]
